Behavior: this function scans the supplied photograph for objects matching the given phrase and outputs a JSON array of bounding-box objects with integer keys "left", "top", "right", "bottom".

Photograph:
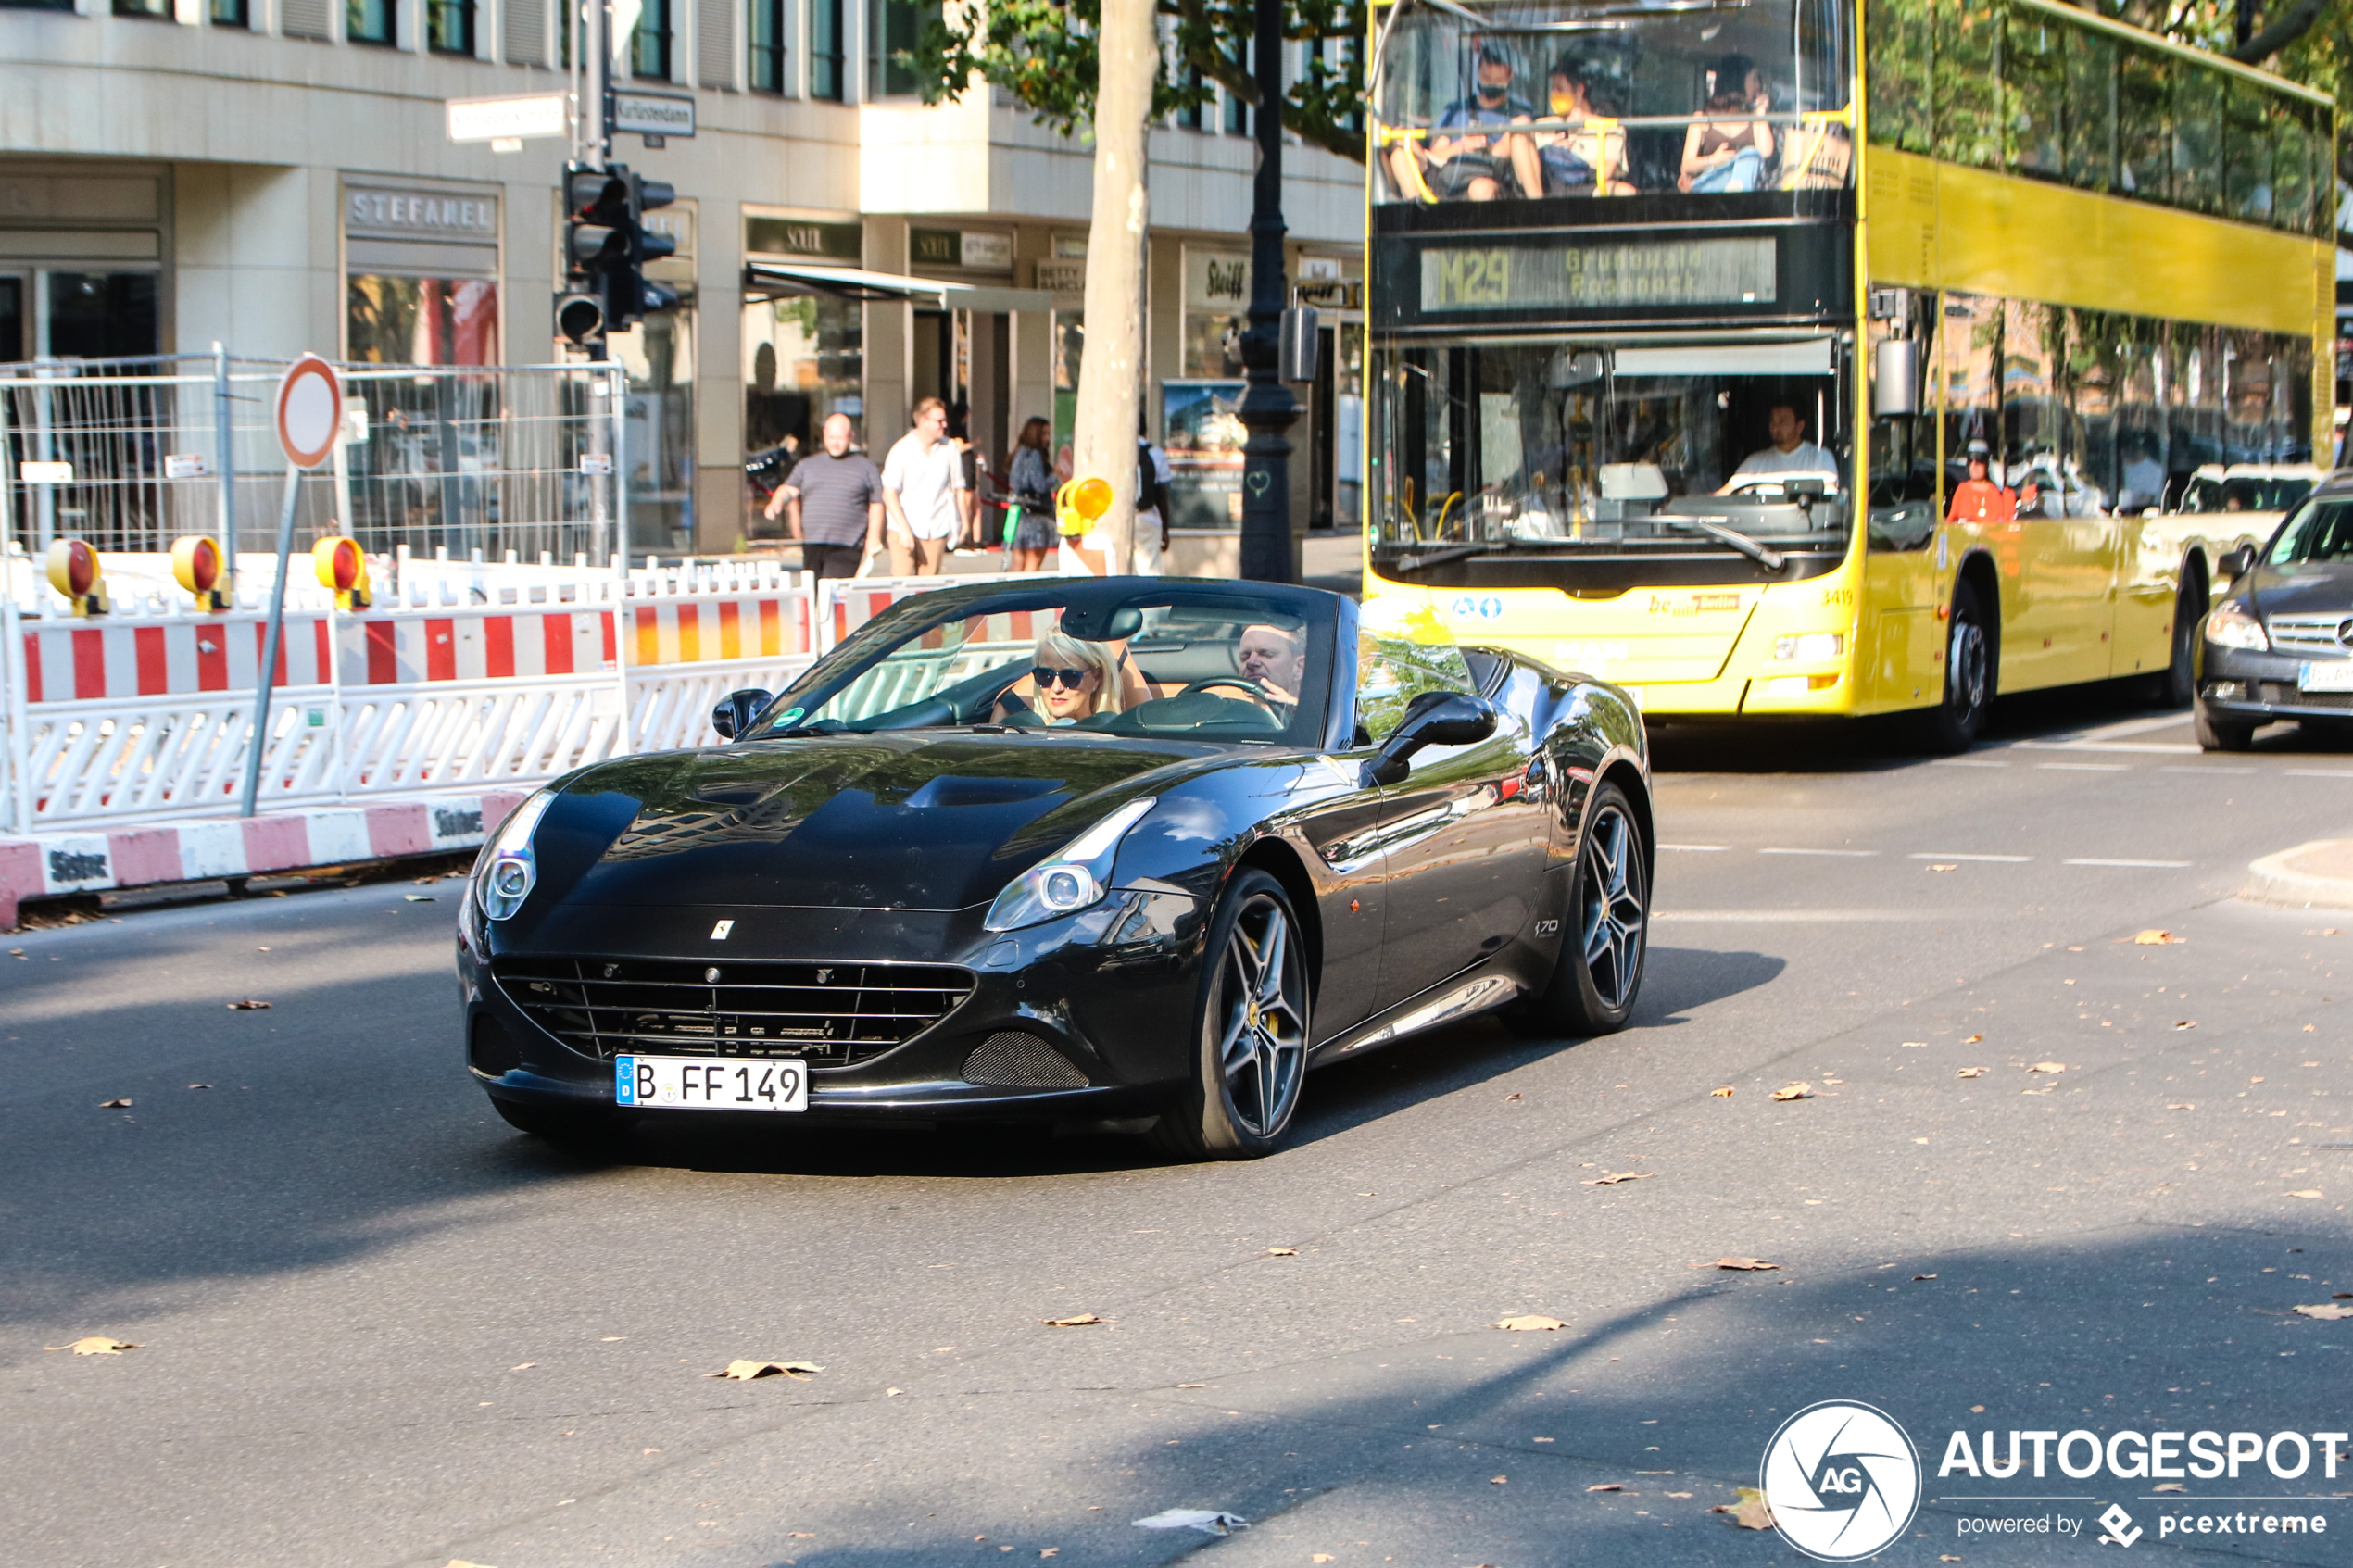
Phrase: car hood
[
  {"left": 2248, "top": 562, "right": 2353, "bottom": 621},
  {"left": 535, "top": 733, "right": 1217, "bottom": 910}
]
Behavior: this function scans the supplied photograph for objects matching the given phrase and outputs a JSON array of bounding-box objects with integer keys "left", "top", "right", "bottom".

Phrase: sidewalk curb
[
  {"left": 0, "top": 792, "right": 525, "bottom": 928},
  {"left": 2243, "top": 839, "right": 2353, "bottom": 910}
]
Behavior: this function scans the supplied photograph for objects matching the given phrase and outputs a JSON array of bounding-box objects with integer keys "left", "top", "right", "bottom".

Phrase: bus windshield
[
  {"left": 1371, "top": 335, "right": 1852, "bottom": 563},
  {"left": 1375, "top": 0, "right": 1853, "bottom": 204}
]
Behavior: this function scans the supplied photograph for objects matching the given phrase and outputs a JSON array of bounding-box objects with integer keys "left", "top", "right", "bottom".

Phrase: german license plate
[
  {"left": 2300, "top": 662, "right": 2353, "bottom": 693},
  {"left": 614, "top": 1055, "right": 807, "bottom": 1112}
]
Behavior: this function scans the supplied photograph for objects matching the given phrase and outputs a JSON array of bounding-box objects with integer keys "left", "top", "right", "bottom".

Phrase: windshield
[
  {"left": 749, "top": 585, "right": 1337, "bottom": 746},
  {"left": 1371, "top": 334, "right": 1852, "bottom": 555},
  {"left": 1375, "top": 0, "right": 1853, "bottom": 204},
  {"left": 2265, "top": 497, "right": 2353, "bottom": 567}
]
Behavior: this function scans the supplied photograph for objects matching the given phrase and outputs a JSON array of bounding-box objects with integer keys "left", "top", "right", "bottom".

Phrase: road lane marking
[
  {"left": 2159, "top": 765, "right": 2255, "bottom": 774},
  {"left": 2286, "top": 770, "right": 2353, "bottom": 778},
  {"left": 1758, "top": 847, "right": 1879, "bottom": 857},
  {"left": 1932, "top": 759, "right": 2008, "bottom": 768},
  {"left": 2063, "top": 858, "right": 2193, "bottom": 868},
  {"left": 1655, "top": 909, "right": 1992, "bottom": 922},
  {"left": 1907, "top": 852, "right": 2032, "bottom": 862},
  {"left": 1659, "top": 844, "right": 1730, "bottom": 852},
  {"left": 2035, "top": 762, "right": 2130, "bottom": 771},
  {"left": 2059, "top": 712, "right": 2203, "bottom": 743},
  {"left": 2009, "top": 740, "right": 2200, "bottom": 755}
]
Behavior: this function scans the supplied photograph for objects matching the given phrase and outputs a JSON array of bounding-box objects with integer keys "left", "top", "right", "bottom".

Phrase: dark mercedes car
[
  {"left": 2195, "top": 470, "right": 2353, "bottom": 751},
  {"left": 459, "top": 578, "right": 1652, "bottom": 1159}
]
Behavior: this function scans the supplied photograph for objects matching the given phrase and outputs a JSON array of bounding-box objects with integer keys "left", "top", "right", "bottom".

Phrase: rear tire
[
  {"left": 1151, "top": 869, "right": 1311, "bottom": 1161},
  {"left": 1514, "top": 783, "right": 1648, "bottom": 1037},
  {"left": 491, "top": 1095, "right": 623, "bottom": 1148},
  {"left": 1923, "top": 579, "right": 1994, "bottom": 753},
  {"left": 2192, "top": 701, "right": 2255, "bottom": 752}
]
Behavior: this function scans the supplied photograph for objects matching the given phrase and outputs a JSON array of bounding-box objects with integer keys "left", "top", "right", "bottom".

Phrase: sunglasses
[{"left": 1036, "top": 666, "right": 1095, "bottom": 690}]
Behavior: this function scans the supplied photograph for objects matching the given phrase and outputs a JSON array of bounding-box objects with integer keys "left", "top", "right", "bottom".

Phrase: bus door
[{"left": 1862, "top": 292, "right": 1945, "bottom": 709}]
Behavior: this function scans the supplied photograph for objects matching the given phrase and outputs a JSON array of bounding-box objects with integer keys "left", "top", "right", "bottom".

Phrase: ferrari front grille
[{"left": 493, "top": 957, "right": 975, "bottom": 1067}]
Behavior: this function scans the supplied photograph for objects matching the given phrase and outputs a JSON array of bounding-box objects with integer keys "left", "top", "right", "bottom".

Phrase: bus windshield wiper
[{"left": 1655, "top": 514, "right": 1786, "bottom": 571}]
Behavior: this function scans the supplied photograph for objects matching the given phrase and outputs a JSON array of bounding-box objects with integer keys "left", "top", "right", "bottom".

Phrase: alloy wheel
[
  {"left": 1579, "top": 804, "right": 1646, "bottom": 1011},
  {"left": 1948, "top": 616, "right": 1988, "bottom": 727},
  {"left": 1214, "top": 895, "right": 1306, "bottom": 1139}
]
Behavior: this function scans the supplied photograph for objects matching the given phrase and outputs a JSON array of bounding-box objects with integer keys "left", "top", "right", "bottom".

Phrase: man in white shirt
[
  {"left": 879, "top": 396, "right": 970, "bottom": 576},
  {"left": 1730, "top": 403, "right": 1835, "bottom": 482}
]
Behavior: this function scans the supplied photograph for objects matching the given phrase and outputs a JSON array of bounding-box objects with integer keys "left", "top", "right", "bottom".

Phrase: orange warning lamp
[
  {"left": 312, "top": 535, "right": 371, "bottom": 609},
  {"left": 1056, "top": 475, "right": 1114, "bottom": 539},
  {"left": 44, "top": 537, "right": 108, "bottom": 617},
  {"left": 170, "top": 535, "right": 231, "bottom": 613}
]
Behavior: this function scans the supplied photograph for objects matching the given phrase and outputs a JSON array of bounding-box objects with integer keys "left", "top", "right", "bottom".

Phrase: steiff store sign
[{"left": 1187, "top": 249, "right": 1249, "bottom": 312}]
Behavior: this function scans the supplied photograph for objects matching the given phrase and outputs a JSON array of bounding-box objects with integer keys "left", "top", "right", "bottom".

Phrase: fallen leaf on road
[
  {"left": 510, "top": 1362, "right": 535, "bottom": 1371},
  {"left": 1494, "top": 1314, "right": 1568, "bottom": 1331},
  {"left": 187, "top": 1084, "right": 211, "bottom": 1090},
  {"left": 1913, "top": 1273, "right": 1938, "bottom": 1281},
  {"left": 1583, "top": 1171, "right": 1655, "bottom": 1185},
  {"left": 2294, "top": 1303, "right": 2353, "bottom": 1320},
  {"left": 2285, "top": 1190, "right": 2325, "bottom": 1199},
  {"left": 1925, "top": 863, "right": 1957, "bottom": 872},
  {"left": 1771, "top": 1083, "right": 1815, "bottom": 1101},
  {"left": 1042, "top": 1314, "right": 1104, "bottom": 1327},
  {"left": 1504, "top": 1091, "right": 1523, "bottom": 1103},
  {"left": 1174, "top": 1382, "right": 1205, "bottom": 1388},
  {"left": 440, "top": 1561, "right": 497, "bottom": 1567},
  {"left": 99, "top": 1098, "right": 131, "bottom": 1109},
  {"left": 1039, "top": 1551, "right": 1058, "bottom": 1560},
  {"left": 1957, "top": 1068, "right": 1985, "bottom": 1079},
  {"left": 705, "top": 1359, "right": 821, "bottom": 1380},
  {"left": 1962, "top": 1034, "right": 1983, "bottom": 1044},
  {"left": 2135, "top": 929, "right": 2183, "bottom": 945},
  {"left": 1491, "top": 1475, "right": 1508, "bottom": 1485},
  {"left": 2027, "top": 1061, "right": 2067, "bottom": 1073},
  {"left": 1711, "top": 1085, "right": 1734, "bottom": 1097},
  {"left": 2167, "top": 1102, "right": 2195, "bottom": 1110},
  {"left": 7, "top": 948, "right": 22, "bottom": 958},
  {"left": 404, "top": 894, "right": 436, "bottom": 902},
  {"left": 1313, "top": 1556, "right": 1334, "bottom": 1564},
  {"left": 226, "top": 998, "right": 271, "bottom": 1010},
  {"left": 1713, "top": 1486, "right": 1774, "bottom": 1529},
  {"left": 886, "top": 1386, "right": 902, "bottom": 1396},
  {"left": 2154, "top": 1482, "right": 2186, "bottom": 1493},
  {"left": 1587, "top": 1483, "right": 1624, "bottom": 1492},
  {"left": 1713, "top": 1257, "right": 1780, "bottom": 1272},
  {"left": 2175, "top": 1020, "right": 2197, "bottom": 1030},
  {"left": 1265, "top": 1247, "right": 1298, "bottom": 1257},
  {"left": 45, "top": 1337, "right": 137, "bottom": 1355},
  {"left": 1132, "top": 1510, "right": 1247, "bottom": 1536}
]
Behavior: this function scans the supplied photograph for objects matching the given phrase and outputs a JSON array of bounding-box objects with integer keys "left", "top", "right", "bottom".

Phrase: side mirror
[
  {"left": 2218, "top": 546, "right": 2254, "bottom": 582},
  {"left": 1361, "top": 691, "right": 1499, "bottom": 787},
  {"left": 711, "top": 687, "right": 773, "bottom": 741},
  {"left": 1872, "top": 337, "right": 1919, "bottom": 417}
]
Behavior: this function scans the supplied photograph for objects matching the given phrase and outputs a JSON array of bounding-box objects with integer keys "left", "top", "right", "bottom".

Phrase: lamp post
[{"left": 1235, "top": 0, "right": 1299, "bottom": 583}]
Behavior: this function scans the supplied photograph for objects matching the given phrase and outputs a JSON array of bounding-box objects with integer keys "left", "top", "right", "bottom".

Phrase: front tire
[
  {"left": 2193, "top": 701, "right": 2255, "bottom": 752},
  {"left": 1516, "top": 783, "right": 1648, "bottom": 1036},
  {"left": 1152, "top": 869, "right": 1310, "bottom": 1161},
  {"left": 1923, "top": 579, "right": 1994, "bottom": 753}
]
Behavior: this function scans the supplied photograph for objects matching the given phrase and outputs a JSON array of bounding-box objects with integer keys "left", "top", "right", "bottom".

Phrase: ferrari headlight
[
  {"left": 2204, "top": 602, "right": 2269, "bottom": 652},
  {"left": 984, "top": 797, "right": 1157, "bottom": 933},
  {"left": 473, "top": 788, "right": 556, "bottom": 922}
]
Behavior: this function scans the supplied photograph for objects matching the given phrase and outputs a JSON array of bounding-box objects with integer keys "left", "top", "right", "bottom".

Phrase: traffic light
[
  {"left": 557, "top": 165, "right": 628, "bottom": 347},
  {"left": 612, "top": 169, "right": 680, "bottom": 328}
]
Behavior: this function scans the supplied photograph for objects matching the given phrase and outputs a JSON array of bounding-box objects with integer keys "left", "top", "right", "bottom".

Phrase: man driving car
[{"left": 1238, "top": 623, "right": 1308, "bottom": 707}]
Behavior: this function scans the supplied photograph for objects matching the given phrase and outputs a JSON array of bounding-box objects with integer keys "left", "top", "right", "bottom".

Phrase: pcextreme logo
[{"left": 1761, "top": 1400, "right": 1924, "bottom": 1561}]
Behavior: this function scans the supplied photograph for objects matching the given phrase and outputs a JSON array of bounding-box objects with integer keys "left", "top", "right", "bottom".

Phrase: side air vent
[
  {"left": 471, "top": 1012, "right": 524, "bottom": 1076},
  {"left": 962, "top": 1032, "right": 1090, "bottom": 1088}
]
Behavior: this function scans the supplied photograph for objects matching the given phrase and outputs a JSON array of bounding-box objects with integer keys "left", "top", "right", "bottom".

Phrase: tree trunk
[{"left": 1071, "top": 0, "right": 1156, "bottom": 573}]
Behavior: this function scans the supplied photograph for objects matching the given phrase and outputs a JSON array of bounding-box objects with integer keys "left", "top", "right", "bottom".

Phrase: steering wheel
[{"left": 1175, "top": 676, "right": 1269, "bottom": 701}]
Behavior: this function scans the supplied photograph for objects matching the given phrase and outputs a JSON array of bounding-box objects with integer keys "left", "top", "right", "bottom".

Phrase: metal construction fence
[
  {"left": 0, "top": 568, "right": 1041, "bottom": 836},
  {"left": 1, "top": 352, "right": 625, "bottom": 574}
]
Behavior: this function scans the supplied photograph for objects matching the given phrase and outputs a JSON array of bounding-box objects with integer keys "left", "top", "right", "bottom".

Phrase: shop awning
[{"left": 743, "top": 260, "right": 1051, "bottom": 313}]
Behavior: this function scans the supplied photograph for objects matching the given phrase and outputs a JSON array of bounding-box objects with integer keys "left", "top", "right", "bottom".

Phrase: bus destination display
[{"left": 1420, "top": 237, "right": 1777, "bottom": 312}]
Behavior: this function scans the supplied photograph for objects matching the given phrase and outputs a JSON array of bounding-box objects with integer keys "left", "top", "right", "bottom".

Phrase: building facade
[{"left": 0, "top": 0, "right": 1366, "bottom": 563}]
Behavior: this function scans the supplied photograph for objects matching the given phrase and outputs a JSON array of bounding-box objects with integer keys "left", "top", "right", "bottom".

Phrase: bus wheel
[
  {"left": 1924, "top": 581, "right": 1992, "bottom": 753},
  {"left": 2154, "top": 567, "right": 2205, "bottom": 709}
]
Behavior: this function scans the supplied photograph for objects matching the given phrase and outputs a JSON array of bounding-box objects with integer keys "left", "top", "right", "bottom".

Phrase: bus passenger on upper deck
[
  {"left": 1730, "top": 403, "right": 1834, "bottom": 482},
  {"left": 1947, "top": 441, "right": 2016, "bottom": 524},
  {"left": 1680, "top": 53, "right": 1776, "bottom": 194},
  {"left": 1390, "top": 43, "right": 1540, "bottom": 202},
  {"left": 1520, "top": 63, "right": 1634, "bottom": 196}
]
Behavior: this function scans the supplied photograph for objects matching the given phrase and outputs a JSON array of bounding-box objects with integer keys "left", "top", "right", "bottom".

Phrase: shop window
[
  {"left": 2061, "top": 23, "right": 2115, "bottom": 191},
  {"left": 211, "top": 0, "right": 250, "bottom": 24},
  {"left": 347, "top": 276, "right": 500, "bottom": 366},
  {"left": 2116, "top": 44, "right": 2169, "bottom": 202},
  {"left": 1864, "top": 0, "right": 1931, "bottom": 154},
  {"left": 112, "top": 0, "right": 171, "bottom": 19},
  {"left": 809, "top": 0, "right": 843, "bottom": 98},
  {"left": 1931, "top": 0, "right": 1999, "bottom": 169},
  {"left": 46, "top": 272, "right": 158, "bottom": 360},
  {"left": 749, "top": 0, "right": 786, "bottom": 92},
  {"left": 0, "top": 278, "right": 26, "bottom": 364},
  {"left": 867, "top": 0, "right": 924, "bottom": 97},
  {"left": 634, "top": 0, "right": 671, "bottom": 79},
  {"left": 428, "top": 0, "right": 474, "bottom": 54},
  {"left": 0, "top": 0, "right": 77, "bottom": 10},
  {"left": 347, "top": 0, "right": 396, "bottom": 45}
]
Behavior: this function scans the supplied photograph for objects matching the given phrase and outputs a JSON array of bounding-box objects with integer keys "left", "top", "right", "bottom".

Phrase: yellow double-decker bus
[{"left": 1363, "top": 0, "right": 2337, "bottom": 747}]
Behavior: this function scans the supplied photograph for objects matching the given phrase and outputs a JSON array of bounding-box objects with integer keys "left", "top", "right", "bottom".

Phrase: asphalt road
[{"left": 7, "top": 688, "right": 2353, "bottom": 1568}]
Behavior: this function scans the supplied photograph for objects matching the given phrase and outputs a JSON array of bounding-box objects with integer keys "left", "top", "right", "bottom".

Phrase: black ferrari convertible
[{"left": 459, "top": 578, "right": 1652, "bottom": 1159}]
